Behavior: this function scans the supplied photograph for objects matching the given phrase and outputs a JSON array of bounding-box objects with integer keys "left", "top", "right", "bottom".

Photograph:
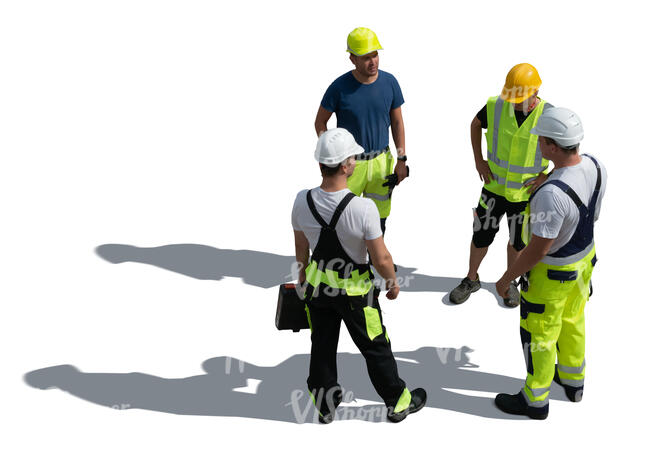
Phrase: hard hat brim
[
  {"left": 500, "top": 86, "right": 540, "bottom": 103},
  {"left": 316, "top": 144, "right": 365, "bottom": 167},
  {"left": 346, "top": 46, "right": 383, "bottom": 56},
  {"left": 529, "top": 126, "right": 542, "bottom": 136},
  {"left": 530, "top": 126, "right": 583, "bottom": 146}
]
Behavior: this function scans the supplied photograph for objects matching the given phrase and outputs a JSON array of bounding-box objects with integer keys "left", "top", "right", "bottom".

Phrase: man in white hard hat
[
  {"left": 291, "top": 128, "right": 426, "bottom": 424},
  {"left": 493, "top": 107, "right": 607, "bottom": 419},
  {"left": 314, "top": 27, "right": 407, "bottom": 237}
]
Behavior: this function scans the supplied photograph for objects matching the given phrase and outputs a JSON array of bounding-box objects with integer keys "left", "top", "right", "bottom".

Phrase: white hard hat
[
  {"left": 530, "top": 107, "right": 584, "bottom": 147},
  {"left": 315, "top": 128, "right": 364, "bottom": 167}
]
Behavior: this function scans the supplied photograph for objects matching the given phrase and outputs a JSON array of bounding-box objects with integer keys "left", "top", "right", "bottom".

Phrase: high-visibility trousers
[
  {"left": 347, "top": 149, "right": 395, "bottom": 219},
  {"left": 519, "top": 247, "right": 596, "bottom": 408}
]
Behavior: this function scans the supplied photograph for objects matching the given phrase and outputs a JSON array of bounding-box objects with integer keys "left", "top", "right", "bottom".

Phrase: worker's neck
[
  {"left": 552, "top": 153, "right": 582, "bottom": 169},
  {"left": 513, "top": 96, "right": 539, "bottom": 113},
  {"left": 320, "top": 175, "right": 348, "bottom": 192},
  {"left": 352, "top": 70, "right": 378, "bottom": 85}
]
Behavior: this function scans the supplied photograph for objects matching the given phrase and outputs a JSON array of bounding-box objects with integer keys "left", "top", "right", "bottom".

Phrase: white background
[{"left": 2, "top": 0, "right": 647, "bottom": 450}]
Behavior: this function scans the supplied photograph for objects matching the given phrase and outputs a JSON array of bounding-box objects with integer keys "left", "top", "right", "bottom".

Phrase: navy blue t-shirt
[{"left": 321, "top": 70, "right": 404, "bottom": 153}]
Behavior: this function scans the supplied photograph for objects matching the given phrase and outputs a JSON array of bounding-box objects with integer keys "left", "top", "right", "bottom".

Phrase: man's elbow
[
  {"left": 375, "top": 251, "right": 393, "bottom": 268},
  {"left": 529, "top": 238, "right": 554, "bottom": 261}
]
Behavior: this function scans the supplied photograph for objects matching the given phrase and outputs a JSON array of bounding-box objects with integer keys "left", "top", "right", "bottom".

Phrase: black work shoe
[
  {"left": 495, "top": 391, "right": 548, "bottom": 420},
  {"left": 503, "top": 281, "right": 521, "bottom": 307},
  {"left": 387, "top": 388, "right": 427, "bottom": 423},
  {"left": 317, "top": 388, "right": 343, "bottom": 424},
  {"left": 554, "top": 365, "right": 583, "bottom": 402},
  {"left": 450, "top": 276, "right": 481, "bottom": 304}
]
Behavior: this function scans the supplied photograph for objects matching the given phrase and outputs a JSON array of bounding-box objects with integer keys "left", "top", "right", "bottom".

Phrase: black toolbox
[{"left": 275, "top": 283, "right": 309, "bottom": 332}]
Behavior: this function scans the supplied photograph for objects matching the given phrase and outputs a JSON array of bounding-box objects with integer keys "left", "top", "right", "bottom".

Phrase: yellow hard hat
[
  {"left": 500, "top": 63, "right": 542, "bottom": 103},
  {"left": 347, "top": 27, "right": 383, "bottom": 56}
]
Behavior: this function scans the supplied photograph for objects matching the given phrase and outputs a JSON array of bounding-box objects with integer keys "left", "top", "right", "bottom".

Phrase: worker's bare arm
[
  {"left": 389, "top": 107, "right": 405, "bottom": 157},
  {"left": 365, "top": 235, "right": 399, "bottom": 300},
  {"left": 390, "top": 107, "right": 408, "bottom": 185},
  {"left": 471, "top": 115, "right": 493, "bottom": 183},
  {"left": 495, "top": 234, "right": 555, "bottom": 297},
  {"left": 315, "top": 106, "right": 333, "bottom": 137},
  {"left": 294, "top": 230, "right": 310, "bottom": 284}
]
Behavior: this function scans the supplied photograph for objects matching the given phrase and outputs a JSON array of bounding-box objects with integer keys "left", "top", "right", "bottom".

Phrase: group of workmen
[{"left": 290, "top": 27, "right": 607, "bottom": 423}]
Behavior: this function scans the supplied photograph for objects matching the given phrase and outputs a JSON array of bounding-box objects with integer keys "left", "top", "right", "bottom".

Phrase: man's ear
[{"left": 341, "top": 159, "right": 352, "bottom": 175}]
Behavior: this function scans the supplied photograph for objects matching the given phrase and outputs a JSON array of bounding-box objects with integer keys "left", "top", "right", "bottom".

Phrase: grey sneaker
[
  {"left": 450, "top": 276, "right": 481, "bottom": 304},
  {"left": 503, "top": 281, "right": 521, "bottom": 307}
]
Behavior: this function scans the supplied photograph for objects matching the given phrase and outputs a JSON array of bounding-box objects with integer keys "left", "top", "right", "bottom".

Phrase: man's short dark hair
[
  {"left": 320, "top": 163, "right": 342, "bottom": 177},
  {"left": 542, "top": 136, "right": 579, "bottom": 154}
]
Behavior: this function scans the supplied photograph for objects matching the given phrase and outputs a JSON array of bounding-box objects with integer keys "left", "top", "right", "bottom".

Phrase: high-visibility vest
[{"left": 484, "top": 96, "right": 549, "bottom": 202}]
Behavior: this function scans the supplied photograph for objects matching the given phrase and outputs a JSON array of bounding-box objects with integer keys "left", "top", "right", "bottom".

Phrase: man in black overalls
[{"left": 291, "top": 128, "right": 426, "bottom": 423}]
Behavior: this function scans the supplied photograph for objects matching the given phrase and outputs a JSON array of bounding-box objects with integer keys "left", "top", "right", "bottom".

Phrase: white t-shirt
[
  {"left": 291, "top": 187, "right": 383, "bottom": 264},
  {"left": 530, "top": 154, "right": 607, "bottom": 255}
]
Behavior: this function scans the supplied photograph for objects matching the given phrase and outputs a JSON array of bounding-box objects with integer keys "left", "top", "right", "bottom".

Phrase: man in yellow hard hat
[
  {"left": 314, "top": 27, "right": 408, "bottom": 238},
  {"left": 449, "top": 63, "right": 553, "bottom": 307}
]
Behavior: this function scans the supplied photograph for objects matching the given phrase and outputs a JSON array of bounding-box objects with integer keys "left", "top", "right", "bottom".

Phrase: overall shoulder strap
[
  {"left": 583, "top": 154, "right": 602, "bottom": 211},
  {"left": 328, "top": 192, "right": 356, "bottom": 229},
  {"left": 306, "top": 190, "right": 329, "bottom": 228},
  {"left": 545, "top": 180, "right": 584, "bottom": 208}
]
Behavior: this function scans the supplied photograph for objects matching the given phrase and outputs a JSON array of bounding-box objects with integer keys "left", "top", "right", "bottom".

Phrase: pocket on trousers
[{"left": 547, "top": 269, "right": 578, "bottom": 282}]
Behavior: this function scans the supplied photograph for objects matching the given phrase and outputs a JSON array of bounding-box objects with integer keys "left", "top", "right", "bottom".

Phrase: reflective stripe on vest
[
  {"left": 485, "top": 96, "right": 549, "bottom": 202},
  {"left": 364, "top": 191, "right": 391, "bottom": 201}
]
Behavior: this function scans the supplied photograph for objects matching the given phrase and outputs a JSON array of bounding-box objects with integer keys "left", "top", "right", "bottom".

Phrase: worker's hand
[
  {"left": 524, "top": 173, "right": 548, "bottom": 194},
  {"left": 395, "top": 160, "right": 408, "bottom": 185},
  {"left": 386, "top": 284, "right": 400, "bottom": 300},
  {"left": 475, "top": 159, "right": 493, "bottom": 183},
  {"left": 382, "top": 173, "right": 398, "bottom": 189},
  {"left": 495, "top": 276, "right": 510, "bottom": 299}
]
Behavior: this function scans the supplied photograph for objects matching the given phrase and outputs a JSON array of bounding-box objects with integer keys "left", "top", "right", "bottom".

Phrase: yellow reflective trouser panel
[
  {"left": 393, "top": 387, "right": 412, "bottom": 413},
  {"left": 519, "top": 247, "right": 595, "bottom": 407},
  {"left": 363, "top": 306, "right": 383, "bottom": 341},
  {"left": 347, "top": 151, "right": 395, "bottom": 218}
]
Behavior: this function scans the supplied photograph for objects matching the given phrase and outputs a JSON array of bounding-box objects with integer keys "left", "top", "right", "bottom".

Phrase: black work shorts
[{"left": 472, "top": 187, "right": 528, "bottom": 251}]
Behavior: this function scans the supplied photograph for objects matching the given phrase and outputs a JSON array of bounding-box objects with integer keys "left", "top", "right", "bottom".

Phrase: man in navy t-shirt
[{"left": 314, "top": 27, "right": 408, "bottom": 234}]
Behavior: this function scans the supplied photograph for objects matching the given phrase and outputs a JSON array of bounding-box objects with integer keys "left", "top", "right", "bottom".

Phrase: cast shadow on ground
[
  {"left": 95, "top": 244, "right": 506, "bottom": 306},
  {"left": 24, "top": 346, "right": 570, "bottom": 423}
]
